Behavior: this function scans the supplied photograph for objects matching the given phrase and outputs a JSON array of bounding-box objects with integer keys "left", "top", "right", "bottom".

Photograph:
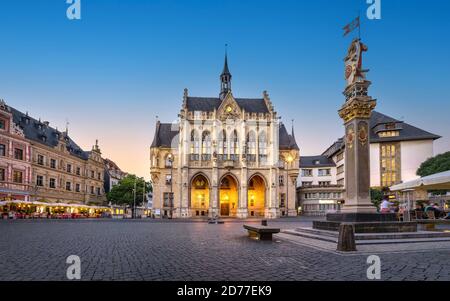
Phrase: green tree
[
  {"left": 417, "top": 152, "right": 450, "bottom": 177},
  {"left": 107, "top": 174, "right": 152, "bottom": 207},
  {"left": 370, "top": 188, "right": 384, "bottom": 209}
]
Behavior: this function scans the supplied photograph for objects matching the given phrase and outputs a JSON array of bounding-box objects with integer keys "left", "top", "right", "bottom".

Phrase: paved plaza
[{"left": 0, "top": 218, "right": 449, "bottom": 281}]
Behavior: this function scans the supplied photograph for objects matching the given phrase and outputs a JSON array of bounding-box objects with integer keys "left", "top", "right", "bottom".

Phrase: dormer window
[
  {"left": 378, "top": 131, "right": 400, "bottom": 138},
  {"left": 313, "top": 160, "right": 320, "bottom": 165}
]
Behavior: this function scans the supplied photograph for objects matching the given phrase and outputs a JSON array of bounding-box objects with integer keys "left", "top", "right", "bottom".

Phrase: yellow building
[{"left": 150, "top": 55, "right": 299, "bottom": 218}]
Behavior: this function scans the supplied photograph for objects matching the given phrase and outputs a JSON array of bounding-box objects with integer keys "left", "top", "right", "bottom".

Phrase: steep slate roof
[
  {"left": 370, "top": 111, "right": 440, "bottom": 143},
  {"left": 279, "top": 123, "right": 299, "bottom": 151},
  {"left": 150, "top": 122, "right": 179, "bottom": 148},
  {"left": 186, "top": 97, "right": 269, "bottom": 113},
  {"left": 319, "top": 111, "right": 440, "bottom": 158},
  {"left": 10, "top": 106, "right": 89, "bottom": 160},
  {"left": 150, "top": 121, "right": 299, "bottom": 151},
  {"left": 300, "top": 155, "right": 336, "bottom": 168}
]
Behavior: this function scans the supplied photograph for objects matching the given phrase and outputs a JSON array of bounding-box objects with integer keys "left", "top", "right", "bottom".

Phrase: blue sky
[{"left": 1, "top": 0, "right": 449, "bottom": 178}]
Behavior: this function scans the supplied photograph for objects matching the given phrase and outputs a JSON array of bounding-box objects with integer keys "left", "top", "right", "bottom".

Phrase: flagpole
[{"left": 358, "top": 11, "right": 362, "bottom": 40}]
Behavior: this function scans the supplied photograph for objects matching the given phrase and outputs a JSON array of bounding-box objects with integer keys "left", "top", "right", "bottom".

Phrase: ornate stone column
[{"left": 338, "top": 80, "right": 376, "bottom": 214}]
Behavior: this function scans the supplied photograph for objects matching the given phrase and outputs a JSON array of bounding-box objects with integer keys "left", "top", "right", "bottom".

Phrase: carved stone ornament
[
  {"left": 358, "top": 122, "right": 368, "bottom": 146},
  {"left": 339, "top": 98, "right": 376, "bottom": 123},
  {"left": 11, "top": 122, "right": 25, "bottom": 137},
  {"left": 346, "top": 125, "right": 355, "bottom": 149}
]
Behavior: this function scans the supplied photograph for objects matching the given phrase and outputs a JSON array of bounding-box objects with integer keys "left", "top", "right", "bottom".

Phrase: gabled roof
[
  {"left": 300, "top": 155, "right": 336, "bottom": 168},
  {"left": 10, "top": 106, "right": 89, "bottom": 160},
  {"left": 150, "top": 122, "right": 179, "bottom": 148},
  {"left": 186, "top": 97, "right": 269, "bottom": 113}
]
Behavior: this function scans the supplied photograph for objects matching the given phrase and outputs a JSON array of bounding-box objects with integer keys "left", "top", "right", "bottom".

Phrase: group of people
[{"left": 380, "top": 198, "right": 449, "bottom": 219}]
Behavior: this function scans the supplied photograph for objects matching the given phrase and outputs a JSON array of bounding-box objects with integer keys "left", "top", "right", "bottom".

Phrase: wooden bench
[{"left": 243, "top": 224, "right": 280, "bottom": 241}]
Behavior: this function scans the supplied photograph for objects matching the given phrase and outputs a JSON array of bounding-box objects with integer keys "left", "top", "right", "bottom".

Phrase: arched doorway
[
  {"left": 190, "top": 174, "right": 210, "bottom": 217},
  {"left": 219, "top": 175, "right": 239, "bottom": 217},
  {"left": 248, "top": 175, "right": 266, "bottom": 217}
]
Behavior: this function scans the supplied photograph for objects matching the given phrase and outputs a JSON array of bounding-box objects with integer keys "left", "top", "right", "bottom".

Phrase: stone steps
[
  {"left": 282, "top": 229, "right": 338, "bottom": 243},
  {"left": 282, "top": 227, "right": 450, "bottom": 246}
]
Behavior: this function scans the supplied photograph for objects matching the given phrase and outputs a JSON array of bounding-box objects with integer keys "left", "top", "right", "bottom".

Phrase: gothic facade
[{"left": 150, "top": 56, "right": 299, "bottom": 218}]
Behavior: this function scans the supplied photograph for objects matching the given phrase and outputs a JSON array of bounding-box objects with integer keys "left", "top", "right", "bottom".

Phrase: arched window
[
  {"left": 246, "top": 131, "right": 256, "bottom": 162},
  {"left": 201, "top": 131, "right": 211, "bottom": 161},
  {"left": 218, "top": 130, "right": 227, "bottom": 161},
  {"left": 190, "top": 130, "right": 200, "bottom": 161},
  {"left": 230, "top": 130, "right": 239, "bottom": 161},
  {"left": 258, "top": 131, "right": 267, "bottom": 163}
]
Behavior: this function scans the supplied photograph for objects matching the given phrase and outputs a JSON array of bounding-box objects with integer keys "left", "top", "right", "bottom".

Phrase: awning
[{"left": 390, "top": 170, "right": 450, "bottom": 191}]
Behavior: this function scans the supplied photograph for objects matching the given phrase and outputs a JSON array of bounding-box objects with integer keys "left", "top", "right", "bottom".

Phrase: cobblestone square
[{"left": 0, "top": 219, "right": 449, "bottom": 281}]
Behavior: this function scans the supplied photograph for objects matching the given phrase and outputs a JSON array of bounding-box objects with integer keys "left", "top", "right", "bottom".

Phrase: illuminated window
[
  {"left": 380, "top": 143, "right": 400, "bottom": 187},
  {"left": 13, "top": 171, "right": 23, "bottom": 183},
  {"left": 378, "top": 131, "right": 400, "bottom": 138}
]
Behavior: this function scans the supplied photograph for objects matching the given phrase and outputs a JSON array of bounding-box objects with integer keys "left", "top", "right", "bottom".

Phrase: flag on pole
[{"left": 343, "top": 16, "right": 360, "bottom": 37}]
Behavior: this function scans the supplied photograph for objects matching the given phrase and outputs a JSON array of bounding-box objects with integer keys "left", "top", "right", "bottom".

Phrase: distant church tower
[{"left": 219, "top": 50, "right": 232, "bottom": 100}]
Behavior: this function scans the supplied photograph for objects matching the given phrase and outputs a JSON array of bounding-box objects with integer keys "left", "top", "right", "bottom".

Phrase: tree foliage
[
  {"left": 107, "top": 174, "right": 152, "bottom": 207},
  {"left": 370, "top": 188, "right": 384, "bottom": 209},
  {"left": 417, "top": 152, "right": 450, "bottom": 177}
]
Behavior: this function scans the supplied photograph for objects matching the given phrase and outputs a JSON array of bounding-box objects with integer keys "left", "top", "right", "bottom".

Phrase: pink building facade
[{"left": 0, "top": 100, "right": 32, "bottom": 201}]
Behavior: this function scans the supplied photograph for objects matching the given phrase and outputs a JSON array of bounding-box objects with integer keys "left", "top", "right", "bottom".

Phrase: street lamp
[
  {"left": 133, "top": 178, "right": 137, "bottom": 219},
  {"left": 285, "top": 154, "right": 294, "bottom": 217},
  {"left": 167, "top": 153, "right": 174, "bottom": 218}
]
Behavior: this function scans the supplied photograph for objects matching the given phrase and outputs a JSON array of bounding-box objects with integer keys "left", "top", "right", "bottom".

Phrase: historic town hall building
[{"left": 150, "top": 55, "right": 299, "bottom": 218}]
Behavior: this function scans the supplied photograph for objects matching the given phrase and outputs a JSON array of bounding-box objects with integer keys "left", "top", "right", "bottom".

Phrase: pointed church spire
[
  {"left": 220, "top": 44, "right": 232, "bottom": 99},
  {"left": 291, "top": 119, "right": 295, "bottom": 136}
]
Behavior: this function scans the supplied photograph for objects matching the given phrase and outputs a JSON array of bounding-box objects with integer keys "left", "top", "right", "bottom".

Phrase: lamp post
[
  {"left": 167, "top": 154, "right": 174, "bottom": 218},
  {"left": 133, "top": 179, "right": 136, "bottom": 219},
  {"left": 285, "top": 154, "right": 294, "bottom": 217}
]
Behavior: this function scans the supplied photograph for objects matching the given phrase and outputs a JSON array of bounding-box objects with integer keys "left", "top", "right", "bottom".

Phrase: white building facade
[{"left": 298, "top": 111, "right": 440, "bottom": 216}]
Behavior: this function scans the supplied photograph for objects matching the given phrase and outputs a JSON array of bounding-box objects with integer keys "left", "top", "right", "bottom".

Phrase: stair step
[
  {"left": 282, "top": 229, "right": 338, "bottom": 243},
  {"left": 294, "top": 227, "right": 339, "bottom": 238}
]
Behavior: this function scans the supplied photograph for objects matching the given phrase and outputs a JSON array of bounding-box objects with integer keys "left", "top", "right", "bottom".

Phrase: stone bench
[{"left": 243, "top": 224, "right": 280, "bottom": 241}]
